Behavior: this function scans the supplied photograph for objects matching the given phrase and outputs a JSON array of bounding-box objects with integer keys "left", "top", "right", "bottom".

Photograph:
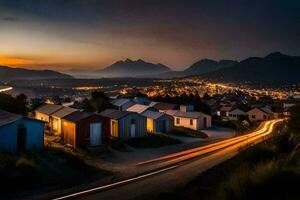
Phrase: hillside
[
  {"left": 95, "top": 59, "right": 172, "bottom": 77},
  {"left": 184, "top": 59, "right": 238, "bottom": 76},
  {"left": 200, "top": 52, "right": 300, "bottom": 84},
  {"left": 0, "top": 66, "right": 73, "bottom": 82}
]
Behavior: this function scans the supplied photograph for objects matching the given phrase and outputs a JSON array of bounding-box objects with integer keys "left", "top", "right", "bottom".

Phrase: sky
[{"left": 0, "top": 0, "right": 299, "bottom": 71}]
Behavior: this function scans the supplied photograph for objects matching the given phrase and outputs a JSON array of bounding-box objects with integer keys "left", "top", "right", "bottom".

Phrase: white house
[
  {"left": 247, "top": 107, "right": 273, "bottom": 121},
  {"left": 228, "top": 108, "right": 248, "bottom": 121},
  {"left": 166, "top": 110, "right": 211, "bottom": 131}
]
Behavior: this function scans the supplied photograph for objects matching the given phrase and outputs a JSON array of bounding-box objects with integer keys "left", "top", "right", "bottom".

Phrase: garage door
[{"left": 90, "top": 123, "right": 102, "bottom": 146}]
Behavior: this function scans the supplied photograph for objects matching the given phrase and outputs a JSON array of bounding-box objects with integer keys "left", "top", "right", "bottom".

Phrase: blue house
[{"left": 0, "top": 110, "right": 45, "bottom": 153}]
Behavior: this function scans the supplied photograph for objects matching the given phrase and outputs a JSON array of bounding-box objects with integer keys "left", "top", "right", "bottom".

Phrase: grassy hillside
[{"left": 0, "top": 147, "right": 110, "bottom": 198}]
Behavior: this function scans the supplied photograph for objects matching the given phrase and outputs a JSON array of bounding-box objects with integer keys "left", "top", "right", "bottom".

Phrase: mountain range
[
  {"left": 95, "top": 59, "right": 171, "bottom": 77},
  {"left": 0, "top": 66, "right": 73, "bottom": 82},
  {"left": 200, "top": 52, "right": 300, "bottom": 84}
]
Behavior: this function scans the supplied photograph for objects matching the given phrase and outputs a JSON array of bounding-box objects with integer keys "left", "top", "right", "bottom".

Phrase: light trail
[
  {"left": 52, "top": 119, "right": 282, "bottom": 200},
  {"left": 137, "top": 121, "right": 272, "bottom": 165}
]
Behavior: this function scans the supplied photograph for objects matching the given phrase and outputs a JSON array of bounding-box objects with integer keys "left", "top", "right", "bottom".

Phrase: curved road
[{"left": 53, "top": 119, "right": 283, "bottom": 200}]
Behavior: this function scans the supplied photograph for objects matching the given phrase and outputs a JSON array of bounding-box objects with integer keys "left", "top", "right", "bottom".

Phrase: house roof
[
  {"left": 142, "top": 110, "right": 164, "bottom": 120},
  {"left": 248, "top": 107, "right": 271, "bottom": 114},
  {"left": 0, "top": 109, "right": 22, "bottom": 126},
  {"left": 126, "top": 104, "right": 150, "bottom": 114},
  {"left": 166, "top": 110, "right": 204, "bottom": 119},
  {"left": 219, "top": 106, "right": 233, "bottom": 112},
  {"left": 111, "top": 98, "right": 131, "bottom": 107},
  {"left": 100, "top": 109, "right": 132, "bottom": 119},
  {"left": 153, "top": 102, "right": 179, "bottom": 111},
  {"left": 62, "top": 111, "right": 95, "bottom": 123},
  {"left": 35, "top": 104, "right": 64, "bottom": 115},
  {"left": 51, "top": 107, "right": 78, "bottom": 118}
]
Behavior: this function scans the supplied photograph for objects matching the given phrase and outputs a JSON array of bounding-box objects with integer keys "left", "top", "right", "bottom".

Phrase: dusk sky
[{"left": 0, "top": 0, "right": 299, "bottom": 71}]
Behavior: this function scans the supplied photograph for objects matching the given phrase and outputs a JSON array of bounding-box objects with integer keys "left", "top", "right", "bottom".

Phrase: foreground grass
[
  {"left": 126, "top": 133, "right": 181, "bottom": 149},
  {"left": 168, "top": 127, "right": 208, "bottom": 138},
  {"left": 139, "top": 123, "right": 300, "bottom": 200},
  {"left": 0, "top": 147, "right": 110, "bottom": 197}
]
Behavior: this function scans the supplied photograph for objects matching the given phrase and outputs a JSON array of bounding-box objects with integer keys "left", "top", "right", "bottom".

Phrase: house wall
[
  {"left": 146, "top": 118, "right": 154, "bottom": 133},
  {"left": 174, "top": 117, "right": 198, "bottom": 130},
  {"left": 118, "top": 114, "right": 147, "bottom": 140},
  {"left": 248, "top": 109, "right": 270, "bottom": 121},
  {"left": 61, "top": 120, "right": 76, "bottom": 147},
  {"left": 155, "top": 116, "right": 174, "bottom": 133},
  {"left": 35, "top": 112, "right": 50, "bottom": 123},
  {"left": 0, "top": 118, "right": 44, "bottom": 153},
  {"left": 50, "top": 116, "right": 61, "bottom": 136},
  {"left": 228, "top": 109, "right": 248, "bottom": 121},
  {"left": 76, "top": 115, "right": 103, "bottom": 147}
]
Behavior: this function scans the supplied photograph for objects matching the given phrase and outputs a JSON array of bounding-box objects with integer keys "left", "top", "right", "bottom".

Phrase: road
[{"left": 53, "top": 119, "right": 283, "bottom": 200}]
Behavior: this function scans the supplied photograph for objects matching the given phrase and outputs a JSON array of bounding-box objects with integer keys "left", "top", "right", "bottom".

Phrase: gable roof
[
  {"left": 126, "top": 104, "right": 151, "bottom": 114},
  {"left": 166, "top": 110, "right": 204, "bottom": 119},
  {"left": 0, "top": 110, "right": 23, "bottom": 126},
  {"left": 142, "top": 110, "right": 164, "bottom": 120},
  {"left": 100, "top": 109, "right": 132, "bottom": 119},
  {"left": 51, "top": 107, "right": 78, "bottom": 118},
  {"left": 62, "top": 111, "right": 95, "bottom": 123},
  {"left": 248, "top": 107, "right": 271, "bottom": 114},
  {"left": 111, "top": 98, "right": 132, "bottom": 107},
  {"left": 36, "top": 104, "right": 64, "bottom": 115},
  {"left": 153, "top": 102, "right": 179, "bottom": 111}
]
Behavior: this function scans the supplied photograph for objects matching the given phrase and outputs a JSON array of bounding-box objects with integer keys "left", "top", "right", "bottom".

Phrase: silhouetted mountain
[
  {"left": 95, "top": 59, "right": 172, "bottom": 77},
  {"left": 0, "top": 66, "right": 73, "bottom": 82},
  {"left": 184, "top": 59, "right": 238, "bottom": 76},
  {"left": 201, "top": 52, "right": 300, "bottom": 84}
]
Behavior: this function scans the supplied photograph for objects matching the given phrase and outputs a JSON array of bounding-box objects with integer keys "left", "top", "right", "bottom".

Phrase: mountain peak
[
  {"left": 265, "top": 52, "right": 289, "bottom": 59},
  {"left": 125, "top": 58, "right": 133, "bottom": 62}
]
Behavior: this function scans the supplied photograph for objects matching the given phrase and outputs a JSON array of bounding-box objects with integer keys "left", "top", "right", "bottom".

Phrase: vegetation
[
  {"left": 168, "top": 127, "right": 208, "bottom": 138},
  {"left": 126, "top": 133, "right": 181, "bottom": 149},
  {"left": 83, "top": 90, "right": 113, "bottom": 113},
  {"left": 147, "top": 104, "right": 300, "bottom": 200},
  {"left": 0, "top": 147, "right": 109, "bottom": 197},
  {"left": 0, "top": 93, "right": 28, "bottom": 115},
  {"left": 213, "top": 115, "right": 258, "bottom": 134}
]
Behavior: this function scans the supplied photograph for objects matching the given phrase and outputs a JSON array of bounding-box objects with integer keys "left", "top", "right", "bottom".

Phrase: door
[
  {"left": 90, "top": 123, "right": 102, "bottom": 146},
  {"left": 130, "top": 119, "right": 136, "bottom": 138},
  {"left": 203, "top": 117, "right": 207, "bottom": 129},
  {"left": 111, "top": 120, "right": 118, "bottom": 138},
  {"left": 17, "top": 125, "right": 27, "bottom": 152}
]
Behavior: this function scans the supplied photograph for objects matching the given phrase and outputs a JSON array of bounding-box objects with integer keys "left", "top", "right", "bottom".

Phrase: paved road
[{"left": 53, "top": 119, "right": 282, "bottom": 200}]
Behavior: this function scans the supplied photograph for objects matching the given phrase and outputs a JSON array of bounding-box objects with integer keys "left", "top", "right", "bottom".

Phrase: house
[
  {"left": 126, "top": 104, "right": 157, "bottom": 114},
  {"left": 247, "top": 107, "right": 273, "bottom": 121},
  {"left": 152, "top": 102, "right": 179, "bottom": 112},
  {"left": 100, "top": 109, "right": 147, "bottom": 140},
  {"left": 166, "top": 110, "right": 211, "bottom": 130},
  {"left": 133, "top": 97, "right": 151, "bottom": 105},
  {"left": 35, "top": 104, "right": 64, "bottom": 123},
  {"left": 50, "top": 107, "right": 78, "bottom": 136},
  {"left": 111, "top": 98, "right": 135, "bottom": 111},
  {"left": 180, "top": 105, "right": 194, "bottom": 112},
  {"left": 142, "top": 111, "right": 174, "bottom": 133},
  {"left": 227, "top": 108, "right": 248, "bottom": 121},
  {"left": 61, "top": 111, "right": 104, "bottom": 148},
  {"left": 216, "top": 105, "right": 232, "bottom": 117},
  {"left": 0, "top": 110, "right": 44, "bottom": 153}
]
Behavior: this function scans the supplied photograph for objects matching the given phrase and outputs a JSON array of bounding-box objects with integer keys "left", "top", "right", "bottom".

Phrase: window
[
  {"left": 263, "top": 115, "right": 267, "bottom": 120},
  {"left": 252, "top": 115, "right": 256, "bottom": 119},
  {"left": 190, "top": 119, "right": 193, "bottom": 125},
  {"left": 176, "top": 118, "right": 180, "bottom": 124}
]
